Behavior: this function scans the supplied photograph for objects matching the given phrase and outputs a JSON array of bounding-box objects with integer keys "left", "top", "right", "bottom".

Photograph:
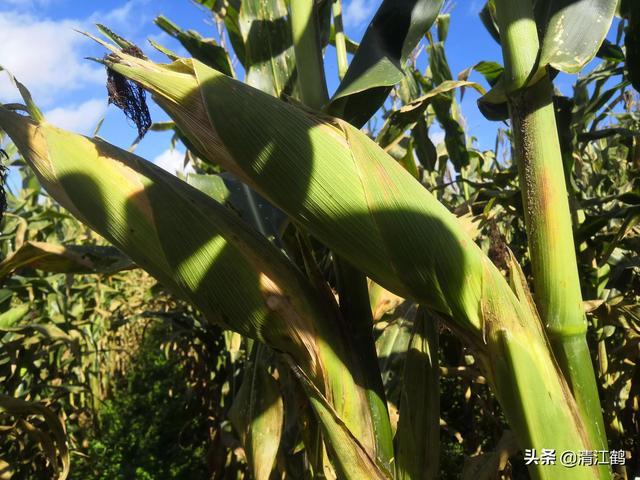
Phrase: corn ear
[
  {"left": 0, "top": 107, "right": 388, "bottom": 479},
  {"left": 99, "top": 48, "right": 603, "bottom": 478}
]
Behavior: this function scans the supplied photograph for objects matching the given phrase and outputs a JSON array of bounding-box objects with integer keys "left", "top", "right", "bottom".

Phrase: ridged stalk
[{"left": 493, "top": 0, "right": 609, "bottom": 474}]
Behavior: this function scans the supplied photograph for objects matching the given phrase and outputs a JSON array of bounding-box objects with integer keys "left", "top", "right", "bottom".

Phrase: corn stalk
[{"left": 492, "top": 1, "right": 612, "bottom": 475}]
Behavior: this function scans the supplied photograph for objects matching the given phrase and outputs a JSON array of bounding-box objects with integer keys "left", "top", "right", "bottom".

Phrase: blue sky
[{"left": 0, "top": 0, "right": 607, "bottom": 181}]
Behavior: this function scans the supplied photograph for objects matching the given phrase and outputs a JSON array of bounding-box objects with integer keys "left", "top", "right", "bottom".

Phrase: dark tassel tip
[
  {"left": 105, "top": 46, "right": 151, "bottom": 138},
  {"left": 0, "top": 150, "right": 8, "bottom": 222}
]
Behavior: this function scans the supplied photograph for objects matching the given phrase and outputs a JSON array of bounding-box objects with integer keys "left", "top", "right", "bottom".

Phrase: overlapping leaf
[
  {"left": 0, "top": 241, "right": 133, "bottom": 278},
  {"left": 238, "top": 0, "right": 298, "bottom": 97},
  {"left": 0, "top": 104, "right": 387, "bottom": 479},
  {"left": 97, "top": 49, "right": 601, "bottom": 476},
  {"left": 535, "top": 0, "right": 618, "bottom": 73},
  {"left": 328, "top": 0, "right": 444, "bottom": 127}
]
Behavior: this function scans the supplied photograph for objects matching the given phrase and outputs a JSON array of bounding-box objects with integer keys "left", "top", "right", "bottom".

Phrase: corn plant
[{"left": 0, "top": 0, "right": 636, "bottom": 478}]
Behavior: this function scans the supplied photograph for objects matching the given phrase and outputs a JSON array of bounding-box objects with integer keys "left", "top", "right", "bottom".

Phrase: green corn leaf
[
  {"left": 478, "top": 1, "right": 618, "bottom": 122},
  {"left": 193, "top": 0, "right": 246, "bottom": 66},
  {"left": 479, "top": 1, "right": 500, "bottom": 44},
  {"left": 0, "top": 322, "right": 73, "bottom": 342},
  {"left": 412, "top": 118, "right": 438, "bottom": 171},
  {"left": 427, "top": 42, "right": 472, "bottom": 170},
  {"left": 375, "top": 305, "right": 414, "bottom": 413},
  {"left": 154, "top": 16, "right": 233, "bottom": 76},
  {"left": 229, "top": 346, "right": 284, "bottom": 480},
  {"left": 535, "top": 0, "right": 618, "bottom": 74},
  {"left": 395, "top": 308, "right": 440, "bottom": 480},
  {"left": 458, "top": 61, "right": 504, "bottom": 90},
  {"left": 596, "top": 40, "right": 625, "bottom": 63},
  {"left": 334, "top": 259, "right": 394, "bottom": 471},
  {"left": 0, "top": 304, "right": 30, "bottom": 329},
  {"left": 186, "top": 172, "right": 288, "bottom": 241},
  {"left": 328, "top": 0, "right": 444, "bottom": 127},
  {"left": 238, "top": 0, "right": 298, "bottom": 97},
  {"left": 0, "top": 241, "right": 134, "bottom": 278},
  {"left": 285, "top": 359, "right": 390, "bottom": 480}
]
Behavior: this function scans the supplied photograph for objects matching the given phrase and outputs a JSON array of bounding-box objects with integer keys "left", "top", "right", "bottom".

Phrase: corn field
[{"left": 0, "top": 0, "right": 638, "bottom": 479}]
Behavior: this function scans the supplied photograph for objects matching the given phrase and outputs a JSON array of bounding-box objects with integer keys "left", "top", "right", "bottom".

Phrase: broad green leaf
[
  {"left": 328, "top": 0, "right": 444, "bottom": 127},
  {"left": 535, "top": 0, "right": 618, "bottom": 73},
  {"left": 193, "top": 0, "right": 246, "bottom": 67},
  {"left": 375, "top": 302, "right": 415, "bottom": 434},
  {"left": 369, "top": 281, "right": 404, "bottom": 322},
  {"left": 229, "top": 346, "right": 283, "bottom": 480},
  {"left": 238, "top": 0, "right": 298, "bottom": 97},
  {"left": 286, "top": 360, "right": 390, "bottom": 480},
  {"left": 334, "top": 259, "right": 394, "bottom": 472},
  {"left": 596, "top": 40, "right": 625, "bottom": 63},
  {"left": 459, "top": 60, "right": 508, "bottom": 120},
  {"left": 154, "top": 16, "right": 233, "bottom": 77},
  {"left": 0, "top": 241, "right": 134, "bottom": 278},
  {"left": 479, "top": 1, "right": 500, "bottom": 44},
  {"left": 395, "top": 308, "right": 440, "bottom": 480},
  {"left": 427, "top": 42, "right": 471, "bottom": 170},
  {"left": 0, "top": 304, "right": 29, "bottom": 329},
  {"left": 186, "top": 173, "right": 230, "bottom": 203},
  {"left": 458, "top": 61, "right": 504, "bottom": 90},
  {"left": 187, "top": 172, "right": 288, "bottom": 241},
  {"left": 412, "top": 118, "right": 438, "bottom": 171},
  {"left": 0, "top": 322, "right": 73, "bottom": 342},
  {"left": 478, "top": 1, "right": 617, "bottom": 121}
]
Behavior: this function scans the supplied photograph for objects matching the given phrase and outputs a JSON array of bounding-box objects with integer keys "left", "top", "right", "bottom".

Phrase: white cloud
[
  {"left": 89, "top": 0, "right": 152, "bottom": 34},
  {"left": 344, "top": 0, "right": 375, "bottom": 27},
  {"left": 431, "top": 130, "right": 445, "bottom": 145},
  {"left": 153, "top": 149, "right": 193, "bottom": 175},
  {"left": 45, "top": 99, "right": 106, "bottom": 134},
  {"left": 0, "top": 11, "right": 104, "bottom": 105}
]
